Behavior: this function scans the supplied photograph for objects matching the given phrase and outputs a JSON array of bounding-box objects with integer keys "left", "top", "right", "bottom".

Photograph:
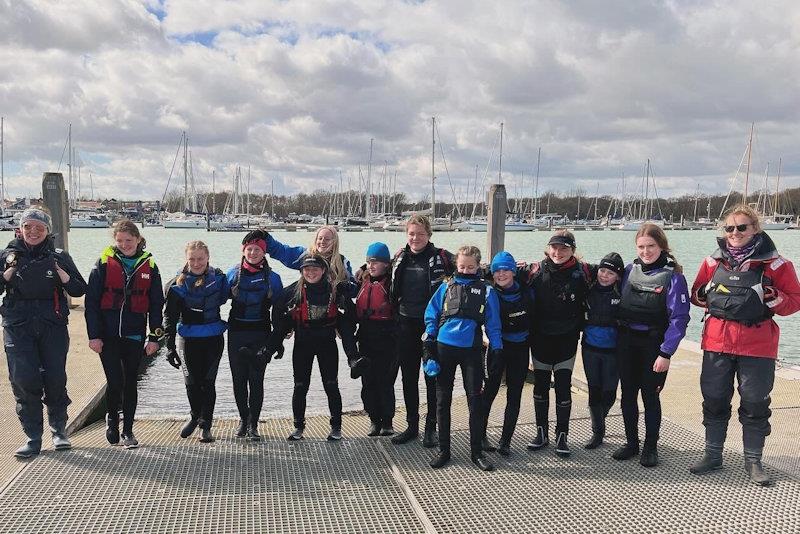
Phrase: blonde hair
[
  {"left": 456, "top": 245, "right": 481, "bottom": 264},
  {"left": 721, "top": 204, "right": 762, "bottom": 233},
  {"left": 111, "top": 219, "right": 146, "bottom": 252},
  {"left": 309, "top": 225, "right": 347, "bottom": 286},
  {"left": 177, "top": 240, "right": 210, "bottom": 287},
  {"left": 635, "top": 223, "right": 682, "bottom": 274},
  {"left": 405, "top": 214, "right": 432, "bottom": 237}
]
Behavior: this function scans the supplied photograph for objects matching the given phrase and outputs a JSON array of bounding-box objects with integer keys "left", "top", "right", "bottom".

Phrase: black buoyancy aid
[
  {"left": 585, "top": 285, "right": 621, "bottom": 327},
  {"left": 439, "top": 278, "right": 487, "bottom": 326},
  {"left": 705, "top": 261, "right": 772, "bottom": 326},
  {"left": 100, "top": 252, "right": 153, "bottom": 314},
  {"left": 290, "top": 283, "right": 338, "bottom": 327},
  {"left": 392, "top": 245, "right": 451, "bottom": 300},
  {"left": 618, "top": 264, "right": 672, "bottom": 327},
  {"left": 230, "top": 265, "right": 273, "bottom": 322},
  {"left": 532, "top": 261, "right": 590, "bottom": 333},
  {"left": 355, "top": 276, "right": 393, "bottom": 321},
  {"left": 10, "top": 253, "right": 60, "bottom": 300},
  {"left": 178, "top": 269, "right": 225, "bottom": 325},
  {"left": 497, "top": 285, "right": 533, "bottom": 333}
]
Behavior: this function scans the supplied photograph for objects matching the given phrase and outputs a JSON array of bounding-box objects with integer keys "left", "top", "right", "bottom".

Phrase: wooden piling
[{"left": 486, "top": 183, "right": 507, "bottom": 261}]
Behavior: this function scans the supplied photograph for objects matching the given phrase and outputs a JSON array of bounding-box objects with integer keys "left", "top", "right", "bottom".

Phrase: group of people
[{"left": 2, "top": 206, "right": 798, "bottom": 486}]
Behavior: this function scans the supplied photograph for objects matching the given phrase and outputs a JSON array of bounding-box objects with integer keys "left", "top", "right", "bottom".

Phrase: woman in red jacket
[{"left": 689, "top": 204, "right": 800, "bottom": 486}]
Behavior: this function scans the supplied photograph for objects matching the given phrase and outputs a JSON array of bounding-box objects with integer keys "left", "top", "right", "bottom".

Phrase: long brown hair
[
  {"left": 177, "top": 240, "right": 210, "bottom": 287},
  {"left": 635, "top": 223, "right": 682, "bottom": 273},
  {"left": 111, "top": 219, "right": 146, "bottom": 253}
]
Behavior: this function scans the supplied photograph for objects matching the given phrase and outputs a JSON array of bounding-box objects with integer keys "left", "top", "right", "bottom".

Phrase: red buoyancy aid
[
  {"left": 290, "top": 283, "right": 338, "bottom": 327},
  {"left": 355, "top": 276, "right": 393, "bottom": 321},
  {"left": 100, "top": 253, "right": 153, "bottom": 314}
]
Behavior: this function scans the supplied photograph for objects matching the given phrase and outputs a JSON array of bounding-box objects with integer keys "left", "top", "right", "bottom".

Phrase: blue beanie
[
  {"left": 490, "top": 251, "right": 516, "bottom": 273},
  {"left": 366, "top": 242, "right": 390, "bottom": 263}
]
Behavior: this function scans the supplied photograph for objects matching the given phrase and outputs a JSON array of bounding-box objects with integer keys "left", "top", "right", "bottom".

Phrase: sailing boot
[
  {"left": 180, "top": 418, "right": 199, "bottom": 439},
  {"left": 690, "top": 442, "right": 724, "bottom": 475},
  {"left": 584, "top": 405, "right": 605, "bottom": 450},
  {"left": 235, "top": 419, "right": 248, "bottom": 438},
  {"left": 106, "top": 413, "right": 120, "bottom": 445},
  {"left": 527, "top": 426, "right": 549, "bottom": 450},
  {"left": 51, "top": 425, "right": 72, "bottom": 451},
  {"left": 367, "top": 421, "right": 381, "bottom": 437},
  {"left": 745, "top": 460, "right": 773, "bottom": 487},
  {"left": 429, "top": 449, "right": 451, "bottom": 469},
  {"left": 391, "top": 418, "right": 419, "bottom": 445},
  {"left": 422, "top": 420, "right": 437, "bottom": 449},
  {"left": 554, "top": 432, "right": 571, "bottom": 458}
]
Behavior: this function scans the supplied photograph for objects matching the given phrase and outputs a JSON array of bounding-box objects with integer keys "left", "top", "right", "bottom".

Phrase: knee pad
[
  {"left": 739, "top": 399, "right": 771, "bottom": 421},
  {"left": 293, "top": 381, "right": 310, "bottom": 394},
  {"left": 322, "top": 380, "right": 339, "bottom": 392},
  {"left": 533, "top": 393, "right": 548, "bottom": 404}
]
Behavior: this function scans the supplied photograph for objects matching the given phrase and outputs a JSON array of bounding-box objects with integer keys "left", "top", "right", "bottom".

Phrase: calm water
[{"left": 63, "top": 227, "right": 800, "bottom": 419}]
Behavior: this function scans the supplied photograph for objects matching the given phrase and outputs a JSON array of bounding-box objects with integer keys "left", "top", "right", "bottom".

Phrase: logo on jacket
[
  {"left": 141, "top": 273, "right": 150, "bottom": 280},
  {"left": 470, "top": 288, "right": 482, "bottom": 295}
]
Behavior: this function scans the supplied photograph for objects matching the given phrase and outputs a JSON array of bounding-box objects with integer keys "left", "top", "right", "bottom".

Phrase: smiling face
[
  {"left": 186, "top": 248, "right": 209, "bottom": 275},
  {"left": 21, "top": 220, "right": 48, "bottom": 246},
  {"left": 724, "top": 213, "right": 757, "bottom": 248},
  {"left": 636, "top": 236, "right": 663, "bottom": 264},
  {"left": 114, "top": 231, "right": 141, "bottom": 257},
  {"left": 315, "top": 228, "right": 335, "bottom": 256},
  {"left": 492, "top": 269, "right": 514, "bottom": 288},
  {"left": 302, "top": 265, "right": 324, "bottom": 284},
  {"left": 597, "top": 267, "right": 619, "bottom": 287},
  {"left": 367, "top": 259, "right": 388, "bottom": 277},
  {"left": 243, "top": 244, "right": 265, "bottom": 265},
  {"left": 547, "top": 244, "right": 574, "bottom": 264},
  {"left": 406, "top": 223, "right": 430, "bottom": 253},
  {"left": 456, "top": 254, "right": 479, "bottom": 275}
]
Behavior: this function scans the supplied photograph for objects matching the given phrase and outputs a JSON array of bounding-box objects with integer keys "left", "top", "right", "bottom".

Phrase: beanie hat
[
  {"left": 490, "top": 250, "right": 517, "bottom": 273},
  {"left": 242, "top": 229, "right": 268, "bottom": 253},
  {"left": 599, "top": 252, "right": 625, "bottom": 277},
  {"left": 365, "top": 242, "right": 390, "bottom": 263},
  {"left": 299, "top": 254, "right": 328, "bottom": 271},
  {"left": 19, "top": 208, "right": 52, "bottom": 232}
]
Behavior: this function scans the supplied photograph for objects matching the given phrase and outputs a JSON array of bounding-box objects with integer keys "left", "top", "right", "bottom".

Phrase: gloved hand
[
  {"left": 696, "top": 281, "right": 711, "bottom": 302},
  {"left": 763, "top": 276, "right": 776, "bottom": 302},
  {"left": 256, "top": 340, "right": 285, "bottom": 364},
  {"left": 488, "top": 348, "right": 504, "bottom": 377},
  {"left": 422, "top": 338, "right": 438, "bottom": 363},
  {"left": 166, "top": 349, "right": 182, "bottom": 369},
  {"left": 348, "top": 353, "right": 371, "bottom": 379}
]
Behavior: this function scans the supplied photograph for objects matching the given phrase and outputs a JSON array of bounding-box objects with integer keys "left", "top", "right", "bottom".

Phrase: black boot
[
  {"left": 51, "top": 425, "right": 72, "bottom": 450},
  {"left": 498, "top": 440, "right": 511, "bottom": 457},
  {"left": 690, "top": 453, "right": 723, "bottom": 475},
  {"left": 429, "top": 450, "right": 451, "bottom": 469},
  {"left": 106, "top": 413, "right": 120, "bottom": 445},
  {"left": 367, "top": 422, "right": 381, "bottom": 437},
  {"left": 247, "top": 422, "right": 261, "bottom": 441},
  {"left": 554, "top": 432, "right": 570, "bottom": 458},
  {"left": 745, "top": 460, "right": 773, "bottom": 486},
  {"left": 422, "top": 420, "right": 437, "bottom": 449},
  {"left": 287, "top": 427, "right": 304, "bottom": 441},
  {"left": 481, "top": 436, "right": 497, "bottom": 452},
  {"left": 527, "top": 426, "right": 549, "bottom": 450},
  {"left": 327, "top": 426, "right": 342, "bottom": 441},
  {"left": 199, "top": 427, "right": 215, "bottom": 443},
  {"left": 584, "top": 405, "right": 605, "bottom": 450},
  {"left": 14, "top": 439, "right": 42, "bottom": 459},
  {"left": 391, "top": 421, "right": 419, "bottom": 445},
  {"left": 235, "top": 420, "right": 248, "bottom": 438},
  {"left": 640, "top": 443, "right": 659, "bottom": 467},
  {"left": 379, "top": 424, "right": 395, "bottom": 437},
  {"left": 472, "top": 453, "right": 495, "bottom": 471},
  {"left": 612, "top": 441, "right": 640, "bottom": 461},
  {"left": 180, "top": 418, "right": 199, "bottom": 439}
]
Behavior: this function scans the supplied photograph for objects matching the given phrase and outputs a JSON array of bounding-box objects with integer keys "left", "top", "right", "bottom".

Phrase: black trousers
[
  {"left": 100, "top": 336, "right": 144, "bottom": 432},
  {"left": 582, "top": 343, "right": 619, "bottom": 413},
  {"left": 436, "top": 342, "right": 484, "bottom": 455},
  {"left": 358, "top": 322, "right": 396, "bottom": 426},
  {"left": 701, "top": 351, "right": 775, "bottom": 459},
  {"left": 482, "top": 340, "right": 529, "bottom": 446},
  {"left": 616, "top": 328, "right": 667, "bottom": 447},
  {"left": 292, "top": 334, "right": 342, "bottom": 429},
  {"left": 531, "top": 332, "right": 579, "bottom": 435},
  {"left": 227, "top": 329, "right": 269, "bottom": 424},
  {"left": 395, "top": 316, "right": 437, "bottom": 427},
  {"left": 4, "top": 319, "right": 71, "bottom": 440},
  {"left": 179, "top": 335, "right": 224, "bottom": 430}
]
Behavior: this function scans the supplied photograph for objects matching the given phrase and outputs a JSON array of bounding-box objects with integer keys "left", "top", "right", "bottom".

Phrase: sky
[{"left": 0, "top": 0, "right": 798, "bottom": 205}]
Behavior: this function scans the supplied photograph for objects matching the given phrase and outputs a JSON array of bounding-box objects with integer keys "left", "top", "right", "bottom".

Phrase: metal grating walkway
[{"left": 0, "top": 413, "right": 798, "bottom": 534}]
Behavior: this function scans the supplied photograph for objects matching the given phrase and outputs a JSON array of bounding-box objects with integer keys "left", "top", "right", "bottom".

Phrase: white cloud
[{"left": 0, "top": 0, "right": 798, "bottom": 203}]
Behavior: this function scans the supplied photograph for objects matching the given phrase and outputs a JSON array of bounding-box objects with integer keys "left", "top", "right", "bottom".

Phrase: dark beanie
[{"left": 599, "top": 252, "right": 625, "bottom": 277}]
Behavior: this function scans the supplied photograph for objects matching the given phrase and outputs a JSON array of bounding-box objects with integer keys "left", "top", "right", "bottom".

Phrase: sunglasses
[{"left": 724, "top": 223, "right": 752, "bottom": 233}]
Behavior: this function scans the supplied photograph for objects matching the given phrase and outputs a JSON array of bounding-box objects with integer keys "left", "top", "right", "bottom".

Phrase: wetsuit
[
  {"left": 164, "top": 267, "right": 229, "bottom": 431},
  {"left": 391, "top": 242, "right": 454, "bottom": 433},
  {"left": 528, "top": 257, "right": 592, "bottom": 439},
  {"left": 355, "top": 273, "right": 396, "bottom": 429},
  {"left": 0, "top": 236, "right": 87, "bottom": 444},
  {"left": 424, "top": 274, "right": 503, "bottom": 457},
  {"left": 481, "top": 279, "right": 534, "bottom": 449},
  {"left": 617, "top": 252, "right": 690, "bottom": 451},
  {"left": 226, "top": 260, "right": 283, "bottom": 426},
  {"left": 271, "top": 279, "right": 357, "bottom": 431},
  {"left": 85, "top": 246, "right": 164, "bottom": 435},
  {"left": 582, "top": 281, "right": 621, "bottom": 417}
]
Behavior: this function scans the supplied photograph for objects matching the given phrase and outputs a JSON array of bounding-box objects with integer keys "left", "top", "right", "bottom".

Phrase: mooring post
[
  {"left": 42, "top": 172, "right": 73, "bottom": 306},
  {"left": 486, "top": 184, "right": 507, "bottom": 261}
]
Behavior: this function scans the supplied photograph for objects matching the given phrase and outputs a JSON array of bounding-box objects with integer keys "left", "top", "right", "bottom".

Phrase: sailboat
[
  {"left": 619, "top": 159, "right": 666, "bottom": 230},
  {"left": 162, "top": 132, "right": 207, "bottom": 229},
  {"left": 760, "top": 158, "right": 792, "bottom": 230}
]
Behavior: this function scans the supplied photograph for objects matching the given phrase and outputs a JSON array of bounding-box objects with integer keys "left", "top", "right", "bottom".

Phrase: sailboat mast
[
  {"left": 498, "top": 122, "right": 504, "bottom": 184},
  {"left": 0, "top": 117, "right": 4, "bottom": 213},
  {"left": 431, "top": 117, "right": 435, "bottom": 218},
  {"left": 744, "top": 122, "right": 754, "bottom": 202},
  {"left": 182, "top": 131, "right": 188, "bottom": 212},
  {"left": 533, "top": 147, "right": 540, "bottom": 220},
  {"left": 68, "top": 123, "right": 72, "bottom": 209},
  {"left": 774, "top": 158, "right": 782, "bottom": 217},
  {"left": 367, "top": 138, "right": 373, "bottom": 220}
]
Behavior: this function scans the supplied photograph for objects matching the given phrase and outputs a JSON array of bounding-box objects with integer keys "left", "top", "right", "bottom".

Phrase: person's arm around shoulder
[
  {"left": 424, "top": 281, "right": 446, "bottom": 339},
  {"left": 484, "top": 286, "right": 503, "bottom": 350},
  {"left": 266, "top": 233, "right": 308, "bottom": 271}
]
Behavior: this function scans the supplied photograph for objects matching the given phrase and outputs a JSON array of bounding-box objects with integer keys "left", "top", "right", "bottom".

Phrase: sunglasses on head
[{"left": 724, "top": 223, "right": 751, "bottom": 233}]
